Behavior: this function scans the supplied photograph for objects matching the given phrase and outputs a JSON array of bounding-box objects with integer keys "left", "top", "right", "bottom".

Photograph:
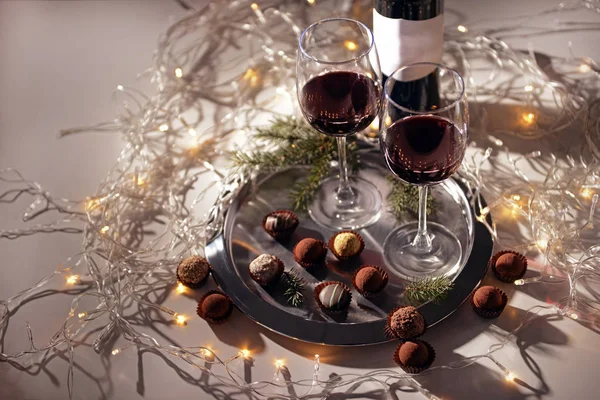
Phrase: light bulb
[
  {"left": 78, "top": 312, "right": 87, "bottom": 319},
  {"left": 175, "top": 68, "right": 183, "bottom": 78},
  {"left": 176, "top": 282, "right": 186, "bottom": 294},
  {"left": 112, "top": 348, "right": 121, "bottom": 356},
  {"left": 505, "top": 372, "right": 516, "bottom": 382},
  {"left": 158, "top": 124, "right": 169, "bottom": 132},
  {"left": 175, "top": 314, "right": 187, "bottom": 325},
  {"left": 240, "top": 349, "right": 250, "bottom": 359},
  {"left": 275, "top": 359, "right": 285, "bottom": 368},
  {"left": 581, "top": 187, "right": 592, "bottom": 198},
  {"left": 100, "top": 226, "right": 110, "bottom": 234},
  {"left": 66, "top": 275, "right": 79, "bottom": 285},
  {"left": 578, "top": 64, "right": 591, "bottom": 73},
  {"left": 457, "top": 25, "right": 468, "bottom": 33},
  {"left": 522, "top": 112, "right": 536, "bottom": 125},
  {"left": 344, "top": 41, "right": 358, "bottom": 51},
  {"left": 524, "top": 84, "right": 533, "bottom": 92}
]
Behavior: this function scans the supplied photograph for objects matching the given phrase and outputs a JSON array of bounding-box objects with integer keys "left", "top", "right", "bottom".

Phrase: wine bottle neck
[{"left": 374, "top": 0, "right": 444, "bottom": 21}]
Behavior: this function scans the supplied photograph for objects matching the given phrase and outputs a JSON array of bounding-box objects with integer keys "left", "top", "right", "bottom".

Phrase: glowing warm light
[
  {"left": 579, "top": 63, "right": 591, "bottom": 73},
  {"left": 176, "top": 282, "right": 186, "bottom": 294},
  {"left": 175, "top": 68, "right": 183, "bottom": 78},
  {"left": 569, "top": 312, "right": 579, "bottom": 320},
  {"left": 66, "top": 275, "right": 79, "bottom": 285},
  {"left": 505, "top": 372, "right": 516, "bottom": 382},
  {"left": 275, "top": 359, "right": 285, "bottom": 368},
  {"left": 117, "top": 85, "right": 124, "bottom": 91},
  {"left": 524, "top": 84, "right": 534, "bottom": 92},
  {"left": 307, "top": 0, "right": 315, "bottom": 4},
  {"left": 242, "top": 68, "right": 259, "bottom": 86},
  {"left": 536, "top": 239, "right": 548, "bottom": 250},
  {"left": 369, "top": 118, "right": 379, "bottom": 131},
  {"left": 512, "top": 194, "right": 521, "bottom": 201},
  {"left": 188, "top": 128, "right": 197, "bottom": 137},
  {"left": 457, "top": 25, "right": 468, "bottom": 33},
  {"left": 522, "top": 112, "right": 536, "bottom": 125},
  {"left": 100, "top": 226, "right": 110, "bottom": 234},
  {"left": 175, "top": 314, "right": 187, "bottom": 325},
  {"left": 581, "top": 187, "right": 592, "bottom": 198},
  {"left": 344, "top": 40, "right": 358, "bottom": 51},
  {"left": 514, "top": 279, "right": 525, "bottom": 286},
  {"left": 159, "top": 124, "right": 169, "bottom": 132},
  {"left": 240, "top": 349, "right": 251, "bottom": 359},
  {"left": 365, "top": 71, "right": 373, "bottom": 79},
  {"left": 78, "top": 312, "right": 87, "bottom": 319},
  {"left": 384, "top": 115, "right": 392, "bottom": 127},
  {"left": 112, "top": 348, "right": 121, "bottom": 356}
]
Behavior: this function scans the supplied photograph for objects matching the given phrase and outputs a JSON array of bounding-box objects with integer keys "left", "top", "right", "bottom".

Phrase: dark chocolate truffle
[
  {"left": 355, "top": 266, "right": 383, "bottom": 293},
  {"left": 389, "top": 306, "right": 425, "bottom": 339},
  {"left": 197, "top": 291, "right": 233, "bottom": 323},
  {"left": 398, "top": 340, "right": 429, "bottom": 367},
  {"left": 249, "top": 254, "right": 284, "bottom": 286},
  {"left": 293, "top": 238, "right": 327, "bottom": 268},
  {"left": 473, "top": 286, "right": 503, "bottom": 309},
  {"left": 496, "top": 253, "right": 526, "bottom": 278},
  {"left": 263, "top": 210, "right": 299, "bottom": 240},
  {"left": 177, "top": 256, "right": 210, "bottom": 288},
  {"left": 318, "top": 283, "right": 351, "bottom": 310}
]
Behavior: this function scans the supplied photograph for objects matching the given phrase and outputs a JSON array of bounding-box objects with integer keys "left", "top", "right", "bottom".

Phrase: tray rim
[{"left": 205, "top": 164, "right": 493, "bottom": 347}]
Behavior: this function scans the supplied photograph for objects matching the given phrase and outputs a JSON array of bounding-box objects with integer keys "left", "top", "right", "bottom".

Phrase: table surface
[{"left": 1, "top": 1, "right": 599, "bottom": 399}]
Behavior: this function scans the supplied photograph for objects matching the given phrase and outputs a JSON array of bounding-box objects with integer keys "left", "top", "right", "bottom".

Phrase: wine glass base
[
  {"left": 308, "top": 176, "right": 382, "bottom": 230},
  {"left": 383, "top": 221, "right": 462, "bottom": 279}
]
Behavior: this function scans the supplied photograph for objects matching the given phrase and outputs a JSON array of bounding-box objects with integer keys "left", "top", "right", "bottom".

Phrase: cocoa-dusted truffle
[
  {"left": 491, "top": 250, "right": 527, "bottom": 283},
  {"left": 248, "top": 254, "right": 284, "bottom": 286},
  {"left": 293, "top": 238, "right": 327, "bottom": 268},
  {"left": 262, "top": 210, "right": 299, "bottom": 240},
  {"left": 394, "top": 340, "right": 435, "bottom": 373},
  {"left": 329, "top": 231, "right": 364, "bottom": 260},
  {"left": 387, "top": 306, "right": 425, "bottom": 339},
  {"left": 197, "top": 291, "right": 233, "bottom": 324},
  {"left": 471, "top": 285, "right": 507, "bottom": 318},
  {"left": 352, "top": 265, "right": 388, "bottom": 297},
  {"left": 176, "top": 256, "right": 210, "bottom": 288}
]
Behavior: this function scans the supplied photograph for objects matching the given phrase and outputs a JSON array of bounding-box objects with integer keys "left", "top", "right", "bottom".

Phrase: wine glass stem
[
  {"left": 336, "top": 136, "right": 355, "bottom": 206},
  {"left": 412, "top": 185, "right": 432, "bottom": 252}
]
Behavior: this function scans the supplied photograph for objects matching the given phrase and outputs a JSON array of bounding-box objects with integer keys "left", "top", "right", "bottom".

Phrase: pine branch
[
  {"left": 386, "top": 175, "right": 435, "bottom": 220},
  {"left": 282, "top": 270, "right": 305, "bottom": 307},
  {"left": 404, "top": 276, "right": 454, "bottom": 306},
  {"left": 289, "top": 156, "right": 332, "bottom": 211}
]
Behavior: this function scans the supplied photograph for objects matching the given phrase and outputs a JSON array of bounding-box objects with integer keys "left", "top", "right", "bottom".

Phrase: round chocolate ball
[
  {"left": 293, "top": 238, "right": 326, "bottom": 265},
  {"left": 318, "top": 283, "right": 351, "bottom": 310},
  {"left": 200, "top": 293, "right": 231, "bottom": 319},
  {"left": 473, "top": 286, "right": 503, "bottom": 310},
  {"left": 398, "top": 340, "right": 429, "bottom": 367},
  {"left": 177, "top": 256, "right": 210, "bottom": 287},
  {"left": 355, "top": 266, "right": 383, "bottom": 293},
  {"left": 495, "top": 253, "right": 526, "bottom": 277},
  {"left": 249, "top": 254, "right": 282, "bottom": 285},
  {"left": 390, "top": 306, "right": 425, "bottom": 339},
  {"left": 333, "top": 232, "right": 361, "bottom": 257}
]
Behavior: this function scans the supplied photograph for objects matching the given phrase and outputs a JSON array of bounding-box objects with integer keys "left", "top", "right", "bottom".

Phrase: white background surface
[{"left": 1, "top": 1, "right": 599, "bottom": 399}]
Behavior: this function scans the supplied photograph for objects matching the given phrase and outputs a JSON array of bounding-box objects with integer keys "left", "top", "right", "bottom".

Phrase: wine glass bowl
[
  {"left": 380, "top": 62, "right": 468, "bottom": 278},
  {"left": 297, "top": 18, "right": 383, "bottom": 230}
]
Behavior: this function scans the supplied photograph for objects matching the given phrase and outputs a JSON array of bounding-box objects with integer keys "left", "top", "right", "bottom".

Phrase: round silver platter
[{"left": 206, "top": 150, "right": 493, "bottom": 346}]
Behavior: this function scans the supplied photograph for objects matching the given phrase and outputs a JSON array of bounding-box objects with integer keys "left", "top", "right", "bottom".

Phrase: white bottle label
[{"left": 373, "top": 10, "right": 444, "bottom": 79}]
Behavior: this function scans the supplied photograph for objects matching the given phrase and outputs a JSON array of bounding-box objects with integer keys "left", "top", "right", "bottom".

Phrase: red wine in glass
[
  {"left": 382, "top": 115, "right": 465, "bottom": 184},
  {"left": 300, "top": 71, "right": 381, "bottom": 136}
]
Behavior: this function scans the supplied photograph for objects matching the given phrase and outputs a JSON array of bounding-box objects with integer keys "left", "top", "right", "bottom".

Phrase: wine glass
[
  {"left": 380, "top": 62, "right": 468, "bottom": 277},
  {"left": 297, "top": 18, "right": 383, "bottom": 230}
]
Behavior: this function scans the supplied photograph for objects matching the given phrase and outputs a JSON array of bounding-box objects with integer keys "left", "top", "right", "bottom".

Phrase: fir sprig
[
  {"left": 282, "top": 270, "right": 305, "bottom": 307},
  {"left": 404, "top": 276, "right": 454, "bottom": 306},
  {"left": 386, "top": 175, "right": 435, "bottom": 220},
  {"left": 231, "top": 117, "right": 359, "bottom": 211}
]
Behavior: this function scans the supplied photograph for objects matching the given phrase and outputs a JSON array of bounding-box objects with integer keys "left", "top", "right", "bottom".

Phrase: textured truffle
[
  {"left": 355, "top": 266, "right": 384, "bottom": 293},
  {"left": 398, "top": 340, "right": 429, "bottom": 367},
  {"left": 495, "top": 253, "right": 526, "bottom": 277},
  {"left": 333, "top": 232, "right": 361, "bottom": 257},
  {"left": 473, "top": 286, "right": 503, "bottom": 310},
  {"left": 200, "top": 293, "right": 231, "bottom": 319},
  {"left": 177, "top": 256, "right": 210, "bottom": 288},
  {"left": 293, "top": 238, "right": 326, "bottom": 267},
  {"left": 390, "top": 306, "right": 425, "bottom": 339},
  {"left": 318, "top": 283, "right": 351, "bottom": 310},
  {"left": 249, "top": 254, "right": 283, "bottom": 285}
]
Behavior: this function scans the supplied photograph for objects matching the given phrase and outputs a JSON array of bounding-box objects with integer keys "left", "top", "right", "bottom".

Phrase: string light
[
  {"left": 524, "top": 84, "right": 534, "bottom": 92},
  {"left": 100, "top": 225, "right": 110, "bottom": 234},
  {"left": 521, "top": 112, "right": 536, "bottom": 125},
  {"left": 158, "top": 124, "right": 169, "bottom": 132},
  {"left": 512, "top": 194, "right": 521, "bottom": 201},
  {"left": 174, "top": 68, "right": 183, "bottom": 78},
  {"left": 66, "top": 275, "right": 79, "bottom": 285},
  {"left": 505, "top": 372, "right": 516, "bottom": 382},
  {"left": 111, "top": 348, "right": 121, "bottom": 356},
  {"left": 239, "top": 349, "right": 251, "bottom": 359},
  {"left": 275, "top": 359, "right": 285, "bottom": 368},
  {"left": 188, "top": 128, "right": 197, "bottom": 137},
  {"left": 579, "top": 63, "right": 591, "bottom": 73},
  {"left": 344, "top": 40, "right": 358, "bottom": 51},
  {"left": 116, "top": 85, "right": 124, "bottom": 91},
  {"left": 77, "top": 312, "right": 87, "bottom": 319},
  {"left": 536, "top": 238, "right": 548, "bottom": 250},
  {"left": 175, "top": 314, "right": 187, "bottom": 325},
  {"left": 514, "top": 279, "right": 525, "bottom": 286},
  {"left": 176, "top": 282, "right": 186, "bottom": 294},
  {"left": 581, "top": 187, "right": 592, "bottom": 198},
  {"left": 250, "top": 2, "right": 259, "bottom": 10},
  {"left": 306, "top": 0, "right": 315, "bottom": 4},
  {"left": 569, "top": 312, "right": 579, "bottom": 320},
  {"left": 457, "top": 25, "right": 468, "bottom": 33}
]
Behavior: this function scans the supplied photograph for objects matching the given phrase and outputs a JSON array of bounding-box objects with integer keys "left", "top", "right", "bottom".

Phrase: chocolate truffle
[
  {"left": 262, "top": 210, "right": 299, "bottom": 240},
  {"left": 293, "top": 238, "right": 327, "bottom": 268},
  {"left": 197, "top": 291, "right": 233, "bottom": 323},
  {"left": 492, "top": 251, "right": 527, "bottom": 282},
  {"left": 176, "top": 256, "right": 210, "bottom": 288},
  {"left": 330, "top": 231, "right": 363, "bottom": 259},
  {"left": 353, "top": 265, "right": 388, "bottom": 297},
  {"left": 249, "top": 254, "right": 284, "bottom": 286},
  {"left": 394, "top": 340, "right": 435, "bottom": 373},
  {"left": 471, "top": 285, "right": 507, "bottom": 318},
  {"left": 318, "top": 283, "right": 351, "bottom": 310},
  {"left": 388, "top": 306, "right": 425, "bottom": 339}
]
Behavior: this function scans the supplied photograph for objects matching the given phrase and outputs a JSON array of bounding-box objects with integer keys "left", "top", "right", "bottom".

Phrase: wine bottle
[{"left": 374, "top": 0, "right": 444, "bottom": 112}]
